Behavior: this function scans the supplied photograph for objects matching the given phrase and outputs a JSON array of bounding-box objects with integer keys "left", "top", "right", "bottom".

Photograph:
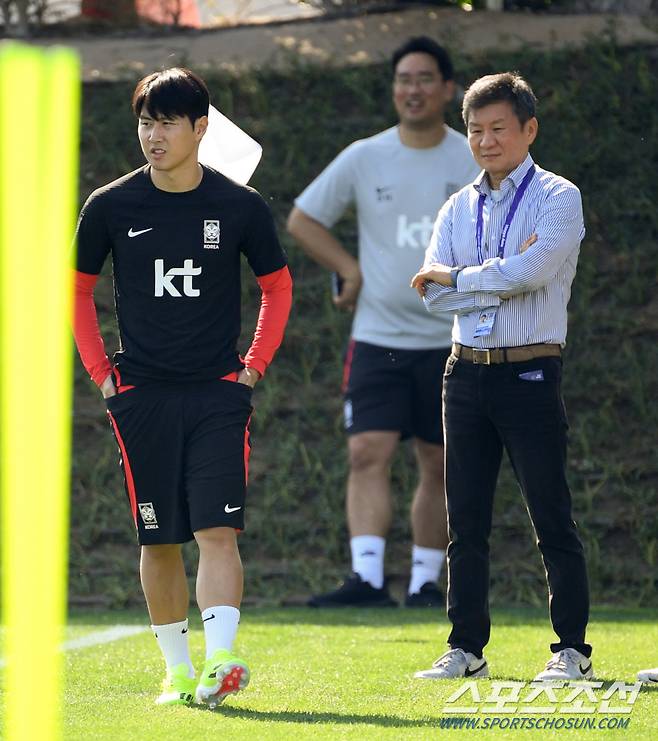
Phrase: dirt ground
[{"left": 25, "top": 7, "right": 658, "bottom": 81}]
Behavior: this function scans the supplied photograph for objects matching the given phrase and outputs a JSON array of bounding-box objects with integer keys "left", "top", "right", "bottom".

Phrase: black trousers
[{"left": 442, "top": 354, "right": 591, "bottom": 659}]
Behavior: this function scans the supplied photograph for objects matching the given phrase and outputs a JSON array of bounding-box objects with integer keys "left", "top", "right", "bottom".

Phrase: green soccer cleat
[
  {"left": 195, "top": 649, "right": 250, "bottom": 709},
  {"left": 155, "top": 662, "right": 196, "bottom": 706}
]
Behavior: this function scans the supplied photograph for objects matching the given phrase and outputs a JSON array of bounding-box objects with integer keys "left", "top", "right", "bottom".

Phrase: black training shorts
[
  {"left": 105, "top": 377, "right": 252, "bottom": 545},
  {"left": 342, "top": 340, "right": 450, "bottom": 444}
]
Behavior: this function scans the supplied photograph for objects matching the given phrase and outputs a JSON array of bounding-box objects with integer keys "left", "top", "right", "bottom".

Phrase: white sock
[
  {"left": 408, "top": 545, "right": 445, "bottom": 595},
  {"left": 350, "top": 535, "right": 385, "bottom": 589},
  {"left": 151, "top": 619, "right": 195, "bottom": 678},
  {"left": 201, "top": 605, "right": 240, "bottom": 659}
]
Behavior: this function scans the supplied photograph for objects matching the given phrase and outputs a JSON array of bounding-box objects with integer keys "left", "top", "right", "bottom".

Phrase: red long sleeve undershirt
[
  {"left": 73, "top": 266, "right": 293, "bottom": 386},
  {"left": 73, "top": 271, "right": 112, "bottom": 386},
  {"left": 243, "top": 265, "right": 293, "bottom": 377}
]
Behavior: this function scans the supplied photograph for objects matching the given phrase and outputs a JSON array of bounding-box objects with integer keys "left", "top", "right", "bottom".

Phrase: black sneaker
[
  {"left": 404, "top": 582, "right": 445, "bottom": 608},
  {"left": 307, "top": 573, "right": 398, "bottom": 608}
]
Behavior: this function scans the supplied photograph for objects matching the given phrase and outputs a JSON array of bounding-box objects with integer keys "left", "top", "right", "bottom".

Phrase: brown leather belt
[{"left": 452, "top": 343, "right": 562, "bottom": 365}]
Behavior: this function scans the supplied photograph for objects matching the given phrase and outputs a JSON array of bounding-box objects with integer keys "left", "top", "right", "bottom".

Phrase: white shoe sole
[
  {"left": 534, "top": 664, "right": 593, "bottom": 682},
  {"left": 155, "top": 690, "right": 194, "bottom": 706},
  {"left": 414, "top": 662, "right": 489, "bottom": 680}
]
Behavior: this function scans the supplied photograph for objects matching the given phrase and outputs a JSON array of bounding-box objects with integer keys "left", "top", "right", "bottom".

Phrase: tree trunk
[
  {"left": 15, "top": 0, "right": 29, "bottom": 36},
  {"left": 80, "top": 0, "right": 139, "bottom": 24}
]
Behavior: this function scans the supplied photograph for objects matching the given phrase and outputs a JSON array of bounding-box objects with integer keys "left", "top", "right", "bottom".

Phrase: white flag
[{"left": 198, "top": 104, "right": 262, "bottom": 185}]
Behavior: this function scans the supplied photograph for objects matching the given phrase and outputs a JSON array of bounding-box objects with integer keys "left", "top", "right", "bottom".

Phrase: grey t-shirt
[{"left": 295, "top": 126, "right": 480, "bottom": 349}]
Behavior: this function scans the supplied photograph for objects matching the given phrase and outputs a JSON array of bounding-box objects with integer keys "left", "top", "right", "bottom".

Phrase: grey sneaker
[
  {"left": 414, "top": 648, "right": 488, "bottom": 679},
  {"left": 534, "top": 649, "right": 593, "bottom": 681},
  {"left": 637, "top": 667, "right": 658, "bottom": 683}
]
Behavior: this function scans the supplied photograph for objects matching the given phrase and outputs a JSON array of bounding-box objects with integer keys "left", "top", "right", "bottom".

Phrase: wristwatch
[{"left": 450, "top": 265, "right": 466, "bottom": 287}]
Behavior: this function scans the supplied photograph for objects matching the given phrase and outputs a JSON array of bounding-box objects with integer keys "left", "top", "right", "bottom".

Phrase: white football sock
[
  {"left": 408, "top": 545, "right": 445, "bottom": 595},
  {"left": 151, "top": 618, "right": 195, "bottom": 678},
  {"left": 201, "top": 605, "right": 240, "bottom": 659},
  {"left": 350, "top": 535, "right": 385, "bottom": 589}
]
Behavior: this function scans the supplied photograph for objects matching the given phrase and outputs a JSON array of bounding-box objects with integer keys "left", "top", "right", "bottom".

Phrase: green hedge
[{"left": 71, "top": 38, "right": 658, "bottom": 608}]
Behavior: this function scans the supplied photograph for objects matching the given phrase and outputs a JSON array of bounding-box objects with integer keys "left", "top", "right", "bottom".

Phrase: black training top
[{"left": 75, "top": 164, "right": 287, "bottom": 385}]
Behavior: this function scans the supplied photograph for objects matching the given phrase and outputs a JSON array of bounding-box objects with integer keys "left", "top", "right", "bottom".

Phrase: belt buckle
[{"left": 472, "top": 348, "right": 491, "bottom": 365}]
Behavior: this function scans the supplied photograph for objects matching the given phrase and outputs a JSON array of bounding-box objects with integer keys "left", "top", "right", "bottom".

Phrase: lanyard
[{"left": 475, "top": 164, "right": 536, "bottom": 265}]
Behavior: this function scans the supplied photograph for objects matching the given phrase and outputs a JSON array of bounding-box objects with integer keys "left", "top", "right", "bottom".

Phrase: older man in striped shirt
[{"left": 411, "top": 72, "right": 592, "bottom": 682}]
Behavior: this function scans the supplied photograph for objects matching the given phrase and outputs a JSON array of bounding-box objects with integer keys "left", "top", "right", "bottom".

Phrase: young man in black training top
[{"left": 73, "top": 68, "right": 292, "bottom": 707}]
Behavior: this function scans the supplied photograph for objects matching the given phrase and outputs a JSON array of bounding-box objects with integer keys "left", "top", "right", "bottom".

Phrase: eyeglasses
[{"left": 393, "top": 74, "right": 439, "bottom": 90}]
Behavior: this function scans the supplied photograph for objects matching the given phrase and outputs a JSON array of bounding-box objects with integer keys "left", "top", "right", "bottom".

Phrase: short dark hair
[
  {"left": 462, "top": 72, "right": 537, "bottom": 126},
  {"left": 391, "top": 37, "right": 454, "bottom": 82},
  {"left": 132, "top": 67, "right": 209, "bottom": 126}
]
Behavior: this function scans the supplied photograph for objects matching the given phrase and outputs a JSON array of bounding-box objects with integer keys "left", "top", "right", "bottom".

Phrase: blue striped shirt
[{"left": 422, "top": 153, "right": 585, "bottom": 347}]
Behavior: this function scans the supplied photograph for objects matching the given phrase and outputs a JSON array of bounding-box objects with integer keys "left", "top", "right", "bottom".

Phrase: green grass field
[{"left": 3, "top": 607, "right": 657, "bottom": 739}]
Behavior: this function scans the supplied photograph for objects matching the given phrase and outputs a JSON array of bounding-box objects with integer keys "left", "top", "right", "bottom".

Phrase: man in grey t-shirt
[{"left": 287, "top": 37, "right": 480, "bottom": 608}]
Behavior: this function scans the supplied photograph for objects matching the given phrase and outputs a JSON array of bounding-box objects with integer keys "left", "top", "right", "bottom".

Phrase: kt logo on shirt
[
  {"left": 154, "top": 259, "right": 202, "bottom": 297},
  {"left": 396, "top": 215, "right": 434, "bottom": 249}
]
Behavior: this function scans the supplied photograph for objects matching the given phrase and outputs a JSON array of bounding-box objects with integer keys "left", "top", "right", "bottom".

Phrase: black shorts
[
  {"left": 105, "top": 377, "right": 253, "bottom": 545},
  {"left": 342, "top": 340, "right": 450, "bottom": 444}
]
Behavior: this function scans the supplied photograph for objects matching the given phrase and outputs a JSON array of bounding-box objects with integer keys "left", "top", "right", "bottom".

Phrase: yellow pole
[{"left": 0, "top": 43, "right": 80, "bottom": 740}]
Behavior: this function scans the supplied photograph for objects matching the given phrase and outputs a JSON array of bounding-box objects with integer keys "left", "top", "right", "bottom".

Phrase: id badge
[{"left": 473, "top": 309, "right": 497, "bottom": 338}]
